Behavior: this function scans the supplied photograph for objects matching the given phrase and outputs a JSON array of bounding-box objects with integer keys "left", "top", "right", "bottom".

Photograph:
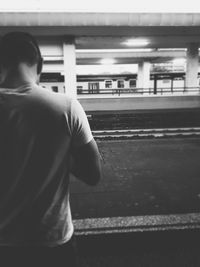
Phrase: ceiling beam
[{"left": 0, "top": 13, "right": 200, "bottom": 27}]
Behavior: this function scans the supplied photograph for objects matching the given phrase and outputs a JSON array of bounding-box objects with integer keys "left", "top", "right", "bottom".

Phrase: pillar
[
  {"left": 153, "top": 75, "right": 157, "bottom": 95},
  {"left": 63, "top": 37, "right": 77, "bottom": 98},
  {"left": 185, "top": 43, "right": 199, "bottom": 91},
  {"left": 137, "top": 61, "right": 151, "bottom": 92}
]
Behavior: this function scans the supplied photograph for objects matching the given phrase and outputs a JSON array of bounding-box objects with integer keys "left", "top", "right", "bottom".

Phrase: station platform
[
  {"left": 70, "top": 136, "right": 200, "bottom": 266},
  {"left": 78, "top": 92, "right": 199, "bottom": 99},
  {"left": 70, "top": 137, "right": 200, "bottom": 235},
  {"left": 76, "top": 229, "right": 200, "bottom": 267},
  {"left": 79, "top": 94, "right": 200, "bottom": 113}
]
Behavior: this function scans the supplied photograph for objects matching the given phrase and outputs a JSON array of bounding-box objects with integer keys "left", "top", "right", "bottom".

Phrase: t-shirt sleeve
[{"left": 70, "top": 99, "right": 93, "bottom": 147}]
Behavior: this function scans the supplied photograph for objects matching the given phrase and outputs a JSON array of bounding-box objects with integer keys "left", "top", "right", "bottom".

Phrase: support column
[
  {"left": 63, "top": 37, "right": 77, "bottom": 98},
  {"left": 137, "top": 61, "right": 151, "bottom": 92},
  {"left": 185, "top": 43, "right": 199, "bottom": 91},
  {"left": 154, "top": 75, "right": 157, "bottom": 95}
]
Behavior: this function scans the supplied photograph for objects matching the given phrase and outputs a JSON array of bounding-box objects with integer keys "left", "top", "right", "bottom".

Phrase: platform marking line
[
  {"left": 73, "top": 212, "right": 200, "bottom": 235},
  {"left": 93, "top": 127, "right": 200, "bottom": 134},
  {"left": 94, "top": 132, "right": 200, "bottom": 139}
]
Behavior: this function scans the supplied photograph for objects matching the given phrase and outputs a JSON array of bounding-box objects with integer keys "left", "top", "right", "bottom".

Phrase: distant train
[{"left": 40, "top": 72, "right": 200, "bottom": 95}]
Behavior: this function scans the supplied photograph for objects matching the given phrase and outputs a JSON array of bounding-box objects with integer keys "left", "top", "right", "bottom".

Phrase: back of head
[{"left": 0, "top": 32, "right": 42, "bottom": 73}]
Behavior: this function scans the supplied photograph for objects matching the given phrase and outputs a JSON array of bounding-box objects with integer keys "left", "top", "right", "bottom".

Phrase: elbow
[
  {"left": 88, "top": 172, "right": 101, "bottom": 186},
  {"left": 84, "top": 166, "right": 102, "bottom": 186},
  {"left": 85, "top": 169, "right": 102, "bottom": 186},
  {"left": 71, "top": 166, "right": 102, "bottom": 186},
  {"left": 85, "top": 157, "right": 102, "bottom": 186}
]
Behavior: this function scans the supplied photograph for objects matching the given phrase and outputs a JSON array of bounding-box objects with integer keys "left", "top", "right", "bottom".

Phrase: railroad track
[{"left": 92, "top": 127, "right": 200, "bottom": 139}]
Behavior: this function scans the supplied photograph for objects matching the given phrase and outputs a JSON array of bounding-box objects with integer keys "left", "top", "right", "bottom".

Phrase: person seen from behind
[{"left": 0, "top": 31, "right": 102, "bottom": 267}]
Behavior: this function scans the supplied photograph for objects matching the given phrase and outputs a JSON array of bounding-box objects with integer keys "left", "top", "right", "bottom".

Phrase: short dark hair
[{"left": 0, "top": 32, "right": 42, "bottom": 70}]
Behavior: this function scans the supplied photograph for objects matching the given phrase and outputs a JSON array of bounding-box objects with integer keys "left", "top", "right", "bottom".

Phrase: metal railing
[{"left": 77, "top": 87, "right": 200, "bottom": 96}]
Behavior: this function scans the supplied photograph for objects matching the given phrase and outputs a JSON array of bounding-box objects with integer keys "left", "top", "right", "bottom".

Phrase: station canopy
[
  {"left": 0, "top": 0, "right": 200, "bottom": 12},
  {"left": 1, "top": 1, "right": 200, "bottom": 68}
]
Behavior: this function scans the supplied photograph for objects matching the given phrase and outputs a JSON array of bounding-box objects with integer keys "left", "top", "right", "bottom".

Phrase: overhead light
[
  {"left": 123, "top": 48, "right": 153, "bottom": 52},
  {"left": 158, "top": 48, "right": 187, "bottom": 51},
  {"left": 123, "top": 39, "right": 149, "bottom": 47},
  {"left": 76, "top": 48, "right": 153, "bottom": 53},
  {"left": 100, "top": 58, "right": 116, "bottom": 65},
  {"left": 172, "top": 58, "right": 186, "bottom": 65},
  {"left": 43, "top": 56, "right": 63, "bottom": 61}
]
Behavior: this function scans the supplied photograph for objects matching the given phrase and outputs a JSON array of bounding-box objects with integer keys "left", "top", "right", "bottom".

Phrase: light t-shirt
[{"left": 0, "top": 84, "right": 93, "bottom": 247}]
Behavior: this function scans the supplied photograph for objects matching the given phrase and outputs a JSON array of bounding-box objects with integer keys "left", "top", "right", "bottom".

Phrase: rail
[
  {"left": 77, "top": 87, "right": 200, "bottom": 96},
  {"left": 92, "top": 127, "right": 200, "bottom": 140}
]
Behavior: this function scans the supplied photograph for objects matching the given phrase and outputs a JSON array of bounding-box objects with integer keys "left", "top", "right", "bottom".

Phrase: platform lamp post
[
  {"left": 63, "top": 36, "right": 77, "bottom": 98},
  {"left": 153, "top": 75, "right": 157, "bottom": 95}
]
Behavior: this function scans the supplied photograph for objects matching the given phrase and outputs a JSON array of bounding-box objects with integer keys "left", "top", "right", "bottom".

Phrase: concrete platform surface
[
  {"left": 76, "top": 229, "right": 200, "bottom": 267},
  {"left": 70, "top": 137, "right": 200, "bottom": 221},
  {"left": 74, "top": 212, "right": 200, "bottom": 235}
]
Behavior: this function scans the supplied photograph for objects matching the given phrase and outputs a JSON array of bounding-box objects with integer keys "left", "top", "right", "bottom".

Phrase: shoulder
[{"left": 30, "top": 85, "right": 75, "bottom": 112}]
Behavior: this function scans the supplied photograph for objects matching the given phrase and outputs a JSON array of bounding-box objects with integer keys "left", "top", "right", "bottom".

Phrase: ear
[{"left": 37, "top": 57, "right": 43, "bottom": 74}]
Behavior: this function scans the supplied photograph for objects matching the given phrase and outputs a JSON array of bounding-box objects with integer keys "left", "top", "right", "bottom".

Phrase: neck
[{"left": 0, "top": 63, "right": 39, "bottom": 89}]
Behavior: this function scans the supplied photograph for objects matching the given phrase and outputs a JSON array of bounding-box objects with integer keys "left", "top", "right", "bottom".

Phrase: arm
[
  {"left": 68, "top": 99, "right": 102, "bottom": 185},
  {"left": 70, "top": 138, "right": 102, "bottom": 186}
]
